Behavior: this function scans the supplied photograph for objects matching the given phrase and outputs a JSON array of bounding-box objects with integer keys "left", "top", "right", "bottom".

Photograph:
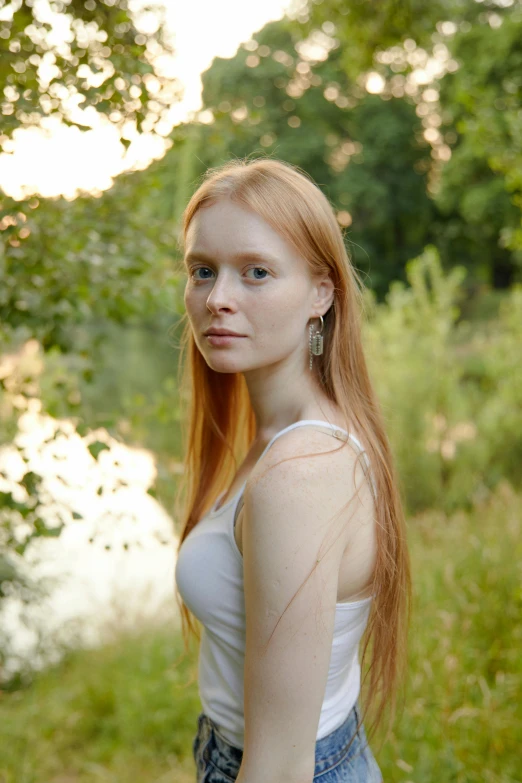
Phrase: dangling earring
[{"left": 309, "top": 315, "right": 324, "bottom": 371}]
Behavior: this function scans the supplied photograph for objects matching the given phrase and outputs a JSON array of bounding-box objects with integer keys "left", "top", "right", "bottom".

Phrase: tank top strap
[
  {"left": 260, "top": 420, "right": 370, "bottom": 468},
  {"left": 260, "top": 419, "right": 358, "bottom": 454},
  {"left": 233, "top": 420, "right": 376, "bottom": 528}
]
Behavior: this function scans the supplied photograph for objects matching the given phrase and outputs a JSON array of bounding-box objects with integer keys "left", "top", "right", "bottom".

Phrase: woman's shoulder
[
  {"left": 247, "top": 420, "right": 370, "bottom": 502},
  {"left": 242, "top": 424, "right": 376, "bottom": 567}
]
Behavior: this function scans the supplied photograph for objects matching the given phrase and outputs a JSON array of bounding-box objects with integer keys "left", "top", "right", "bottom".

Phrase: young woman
[{"left": 175, "top": 157, "right": 411, "bottom": 782}]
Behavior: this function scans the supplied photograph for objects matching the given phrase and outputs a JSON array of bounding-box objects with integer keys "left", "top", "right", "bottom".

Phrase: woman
[{"left": 174, "top": 157, "right": 411, "bottom": 782}]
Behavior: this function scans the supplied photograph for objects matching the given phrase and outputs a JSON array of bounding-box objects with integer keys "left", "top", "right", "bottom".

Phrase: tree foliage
[
  {"left": 0, "top": 0, "right": 180, "bottom": 142},
  {"left": 435, "top": 11, "right": 522, "bottom": 285},
  {"left": 0, "top": 173, "right": 179, "bottom": 353}
]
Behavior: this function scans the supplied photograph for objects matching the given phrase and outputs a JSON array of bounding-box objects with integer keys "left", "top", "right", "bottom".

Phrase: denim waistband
[{"left": 196, "top": 701, "right": 369, "bottom": 777}]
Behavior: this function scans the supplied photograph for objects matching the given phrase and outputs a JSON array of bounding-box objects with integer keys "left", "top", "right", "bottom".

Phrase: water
[{"left": 0, "top": 403, "right": 180, "bottom": 680}]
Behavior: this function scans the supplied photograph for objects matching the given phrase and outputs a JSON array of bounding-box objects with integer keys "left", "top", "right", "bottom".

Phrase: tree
[
  {"left": 435, "top": 11, "right": 522, "bottom": 287},
  {"left": 0, "top": 0, "right": 180, "bottom": 143},
  {"left": 297, "top": 0, "right": 522, "bottom": 287}
]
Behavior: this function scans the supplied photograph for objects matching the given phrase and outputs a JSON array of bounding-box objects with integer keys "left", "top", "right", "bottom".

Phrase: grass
[
  {"left": 0, "top": 619, "right": 200, "bottom": 783},
  {"left": 376, "top": 479, "right": 521, "bottom": 782},
  {"left": 1, "top": 481, "right": 520, "bottom": 783}
]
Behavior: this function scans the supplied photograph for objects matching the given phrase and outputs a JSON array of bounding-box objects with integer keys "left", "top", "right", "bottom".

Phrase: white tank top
[{"left": 175, "top": 420, "right": 376, "bottom": 749}]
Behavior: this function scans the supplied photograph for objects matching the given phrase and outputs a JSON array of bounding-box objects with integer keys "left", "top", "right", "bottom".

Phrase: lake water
[{"left": 0, "top": 403, "right": 180, "bottom": 680}]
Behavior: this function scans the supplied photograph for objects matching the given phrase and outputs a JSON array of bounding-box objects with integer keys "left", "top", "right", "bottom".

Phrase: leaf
[
  {"left": 20, "top": 471, "right": 42, "bottom": 496},
  {"left": 88, "top": 441, "right": 110, "bottom": 460}
]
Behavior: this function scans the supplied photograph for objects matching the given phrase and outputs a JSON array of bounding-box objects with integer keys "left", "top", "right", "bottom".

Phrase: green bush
[{"left": 363, "top": 246, "right": 521, "bottom": 514}]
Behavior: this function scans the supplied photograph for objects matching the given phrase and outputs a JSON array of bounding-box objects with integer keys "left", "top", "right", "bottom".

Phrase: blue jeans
[{"left": 192, "top": 701, "right": 383, "bottom": 782}]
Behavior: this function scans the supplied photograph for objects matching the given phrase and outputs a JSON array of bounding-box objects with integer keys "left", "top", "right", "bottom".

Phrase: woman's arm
[{"left": 236, "top": 435, "right": 364, "bottom": 783}]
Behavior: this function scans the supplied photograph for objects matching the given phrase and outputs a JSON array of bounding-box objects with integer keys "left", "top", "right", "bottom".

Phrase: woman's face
[{"left": 183, "top": 198, "right": 331, "bottom": 375}]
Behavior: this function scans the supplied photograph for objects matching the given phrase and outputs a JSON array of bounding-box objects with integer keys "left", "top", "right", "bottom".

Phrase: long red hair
[{"left": 172, "top": 156, "right": 411, "bottom": 747}]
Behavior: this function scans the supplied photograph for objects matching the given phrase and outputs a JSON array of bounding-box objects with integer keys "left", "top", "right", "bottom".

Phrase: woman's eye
[
  {"left": 189, "top": 267, "right": 212, "bottom": 280},
  {"left": 190, "top": 266, "right": 269, "bottom": 281},
  {"left": 248, "top": 267, "right": 269, "bottom": 280}
]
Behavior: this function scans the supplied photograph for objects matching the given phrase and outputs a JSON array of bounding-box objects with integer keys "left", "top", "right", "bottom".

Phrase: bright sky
[{"left": 0, "top": 0, "right": 295, "bottom": 200}]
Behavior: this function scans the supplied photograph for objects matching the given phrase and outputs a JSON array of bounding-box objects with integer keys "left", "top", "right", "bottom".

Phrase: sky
[{"left": 0, "top": 0, "right": 295, "bottom": 199}]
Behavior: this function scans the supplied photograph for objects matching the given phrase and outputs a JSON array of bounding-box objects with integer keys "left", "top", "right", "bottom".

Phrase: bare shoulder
[{"left": 245, "top": 426, "right": 375, "bottom": 528}]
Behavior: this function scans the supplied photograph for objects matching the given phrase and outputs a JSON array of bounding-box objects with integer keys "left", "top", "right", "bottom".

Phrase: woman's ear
[{"left": 313, "top": 274, "right": 335, "bottom": 315}]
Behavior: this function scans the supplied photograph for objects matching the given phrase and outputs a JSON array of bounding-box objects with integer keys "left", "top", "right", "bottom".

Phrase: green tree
[
  {"left": 435, "top": 12, "right": 522, "bottom": 287},
  {"left": 0, "top": 0, "right": 179, "bottom": 142},
  {"left": 0, "top": 174, "right": 179, "bottom": 353},
  {"left": 295, "top": 0, "right": 510, "bottom": 75}
]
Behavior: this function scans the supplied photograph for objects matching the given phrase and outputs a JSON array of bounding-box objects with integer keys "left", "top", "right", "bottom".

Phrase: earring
[{"left": 309, "top": 315, "right": 324, "bottom": 370}]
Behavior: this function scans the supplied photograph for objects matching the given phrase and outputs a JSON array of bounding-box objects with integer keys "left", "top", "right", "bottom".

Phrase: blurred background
[{"left": 0, "top": 0, "right": 521, "bottom": 781}]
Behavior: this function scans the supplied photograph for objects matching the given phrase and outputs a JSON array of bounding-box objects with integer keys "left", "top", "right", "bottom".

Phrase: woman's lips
[{"left": 206, "top": 334, "right": 246, "bottom": 346}]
